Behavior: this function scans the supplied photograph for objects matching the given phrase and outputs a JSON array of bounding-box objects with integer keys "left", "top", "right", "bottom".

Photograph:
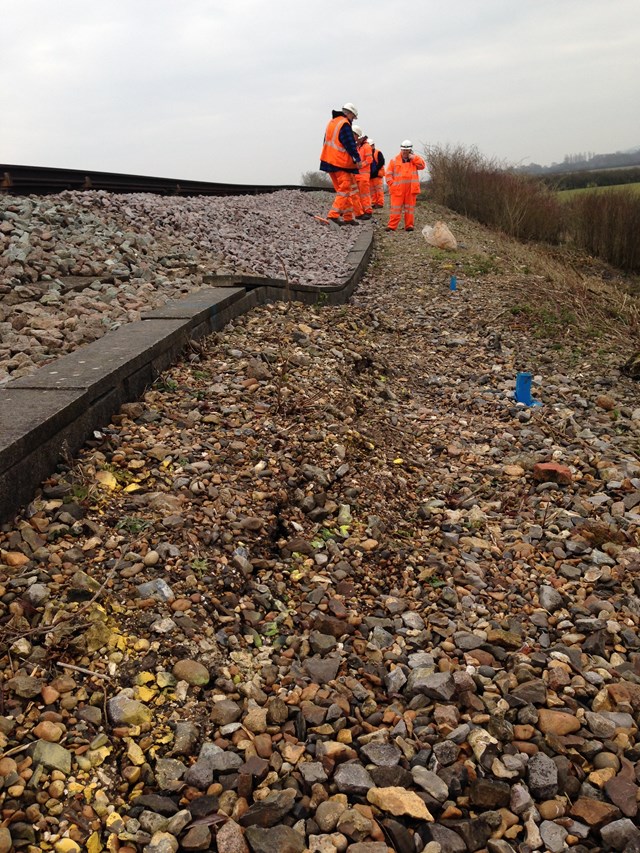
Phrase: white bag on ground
[{"left": 422, "top": 220, "right": 457, "bottom": 250}]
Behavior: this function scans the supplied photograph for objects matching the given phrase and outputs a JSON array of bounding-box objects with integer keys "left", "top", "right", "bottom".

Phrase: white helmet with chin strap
[
  {"left": 342, "top": 102, "right": 358, "bottom": 118},
  {"left": 352, "top": 125, "right": 363, "bottom": 138},
  {"left": 400, "top": 139, "right": 413, "bottom": 150}
]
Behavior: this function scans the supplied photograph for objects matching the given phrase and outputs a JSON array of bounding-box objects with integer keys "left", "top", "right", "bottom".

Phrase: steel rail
[{"left": 0, "top": 164, "right": 324, "bottom": 197}]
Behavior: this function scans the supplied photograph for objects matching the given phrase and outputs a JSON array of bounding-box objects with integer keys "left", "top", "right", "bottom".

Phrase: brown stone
[
  {"left": 595, "top": 394, "right": 616, "bottom": 411},
  {"left": 538, "top": 799, "right": 567, "bottom": 820},
  {"left": 537, "top": 709, "right": 581, "bottom": 736},
  {"left": 570, "top": 797, "right": 620, "bottom": 827},
  {"left": 532, "top": 462, "right": 572, "bottom": 485},
  {"left": 605, "top": 774, "right": 639, "bottom": 818}
]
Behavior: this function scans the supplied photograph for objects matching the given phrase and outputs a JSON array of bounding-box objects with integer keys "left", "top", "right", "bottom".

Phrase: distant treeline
[
  {"left": 542, "top": 167, "right": 640, "bottom": 191},
  {"left": 522, "top": 148, "right": 640, "bottom": 175}
]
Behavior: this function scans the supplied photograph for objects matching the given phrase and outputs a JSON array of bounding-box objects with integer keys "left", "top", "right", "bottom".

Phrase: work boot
[
  {"left": 385, "top": 226, "right": 395, "bottom": 232},
  {"left": 405, "top": 227, "right": 414, "bottom": 231},
  {"left": 361, "top": 212, "right": 373, "bottom": 220},
  {"left": 346, "top": 219, "right": 359, "bottom": 226}
]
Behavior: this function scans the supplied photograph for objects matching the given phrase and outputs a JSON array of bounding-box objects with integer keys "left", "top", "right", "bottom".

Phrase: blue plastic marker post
[
  {"left": 515, "top": 372, "right": 542, "bottom": 407},
  {"left": 449, "top": 275, "right": 457, "bottom": 291}
]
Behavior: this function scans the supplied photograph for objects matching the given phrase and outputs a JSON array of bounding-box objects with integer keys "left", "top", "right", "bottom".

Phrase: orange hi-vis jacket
[
  {"left": 386, "top": 153, "right": 426, "bottom": 194},
  {"left": 357, "top": 141, "right": 373, "bottom": 176},
  {"left": 321, "top": 116, "right": 356, "bottom": 170}
]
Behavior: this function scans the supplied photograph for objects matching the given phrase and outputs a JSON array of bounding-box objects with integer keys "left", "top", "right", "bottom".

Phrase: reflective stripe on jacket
[
  {"left": 386, "top": 153, "right": 426, "bottom": 194},
  {"left": 358, "top": 141, "right": 373, "bottom": 177},
  {"left": 321, "top": 116, "right": 356, "bottom": 170}
]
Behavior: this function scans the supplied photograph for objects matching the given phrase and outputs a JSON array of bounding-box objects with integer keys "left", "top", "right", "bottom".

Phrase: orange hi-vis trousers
[
  {"left": 387, "top": 185, "right": 418, "bottom": 230},
  {"left": 370, "top": 177, "right": 384, "bottom": 207},
  {"left": 355, "top": 174, "right": 373, "bottom": 215},
  {"left": 350, "top": 176, "right": 363, "bottom": 217},
  {"left": 327, "top": 171, "right": 355, "bottom": 222}
]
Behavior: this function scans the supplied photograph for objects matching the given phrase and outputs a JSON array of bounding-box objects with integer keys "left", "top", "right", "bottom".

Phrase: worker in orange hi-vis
[
  {"left": 385, "top": 140, "right": 426, "bottom": 232},
  {"left": 368, "top": 139, "right": 386, "bottom": 209},
  {"left": 319, "top": 102, "right": 363, "bottom": 226},
  {"left": 352, "top": 125, "right": 373, "bottom": 219}
]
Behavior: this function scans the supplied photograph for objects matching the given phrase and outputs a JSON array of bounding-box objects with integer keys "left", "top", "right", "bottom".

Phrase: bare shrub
[
  {"left": 301, "top": 170, "right": 333, "bottom": 189},
  {"left": 426, "top": 144, "right": 565, "bottom": 243},
  {"left": 568, "top": 190, "right": 640, "bottom": 272}
]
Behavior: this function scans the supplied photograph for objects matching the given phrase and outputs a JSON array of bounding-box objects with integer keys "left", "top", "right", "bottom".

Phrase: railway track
[{"left": 0, "top": 163, "right": 321, "bottom": 197}]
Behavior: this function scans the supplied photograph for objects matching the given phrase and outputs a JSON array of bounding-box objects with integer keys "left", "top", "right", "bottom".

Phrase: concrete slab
[
  {"left": 0, "top": 384, "right": 128, "bottom": 519},
  {"left": 8, "top": 318, "right": 189, "bottom": 392},
  {"left": 141, "top": 286, "right": 245, "bottom": 321},
  {"left": 0, "top": 388, "right": 86, "bottom": 469}
]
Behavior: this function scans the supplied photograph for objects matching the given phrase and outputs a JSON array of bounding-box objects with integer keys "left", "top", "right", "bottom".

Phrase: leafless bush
[
  {"left": 567, "top": 190, "right": 640, "bottom": 272},
  {"left": 301, "top": 170, "right": 333, "bottom": 189},
  {"left": 426, "top": 144, "right": 565, "bottom": 243}
]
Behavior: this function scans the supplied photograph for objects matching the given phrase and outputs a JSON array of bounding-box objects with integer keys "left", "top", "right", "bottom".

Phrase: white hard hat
[
  {"left": 352, "top": 124, "right": 363, "bottom": 137},
  {"left": 368, "top": 139, "right": 375, "bottom": 146},
  {"left": 342, "top": 102, "right": 358, "bottom": 118},
  {"left": 400, "top": 139, "right": 413, "bottom": 150}
]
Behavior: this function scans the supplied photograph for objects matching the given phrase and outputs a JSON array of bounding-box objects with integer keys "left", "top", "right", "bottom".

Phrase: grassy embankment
[{"left": 558, "top": 182, "right": 640, "bottom": 200}]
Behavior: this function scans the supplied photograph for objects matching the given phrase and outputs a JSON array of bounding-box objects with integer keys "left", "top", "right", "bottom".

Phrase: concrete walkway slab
[{"left": 0, "top": 226, "right": 373, "bottom": 522}]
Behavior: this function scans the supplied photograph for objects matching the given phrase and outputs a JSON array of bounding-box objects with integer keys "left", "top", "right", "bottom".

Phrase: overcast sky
[{"left": 3, "top": 1, "right": 639, "bottom": 185}]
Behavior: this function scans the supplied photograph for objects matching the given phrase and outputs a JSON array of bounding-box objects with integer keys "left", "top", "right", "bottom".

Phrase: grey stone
[
  {"left": 30, "top": 740, "right": 72, "bottom": 774},
  {"left": 539, "top": 585, "right": 564, "bottom": 612},
  {"left": 411, "top": 766, "right": 449, "bottom": 802},
  {"left": 139, "top": 811, "right": 170, "bottom": 834},
  {"left": 107, "top": 690, "right": 153, "bottom": 726},
  {"left": 172, "top": 721, "right": 199, "bottom": 755},
  {"left": 334, "top": 762, "right": 375, "bottom": 796},
  {"left": 407, "top": 652, "right": 435, "bottom": 670},
  {"left": 144, "top": 832, "right": 179, "bottom": 853},
  {"left": 584, "top": 711, "right": 617, "bottom": 739},
  {"left": 6, "top": 676, "right": 44, "bottom": 698},
  {"left": 211, "top": 699, "right": 243, "bottom": 726},
  {"left": 599, "top": 818, "right": 640, "bottom": 851},
  {"left": 299, "top": 761, "right": 328, "bottom": 784},
  {"left": 453, "top": 631, "right": 486, "bottom": 650},
  {"left": 385, "top": 667, "right": 407, "bottom": 693},
  {"left": 137, "top": 578, "right": 174, "bottom": 601},
  {"left": 539, "top": 820, "right": 568, "bottom": 853},
  {"left": 239, "top": 789, "right": 297, "bottom": 828},
  {"left": 527, "top": 752, "right": 559, "bottom": 800},
  {"left": 406, "top": 670, "right": 455, "bottom": 701},
  {"left": 360, "top": 742, "right": 402, "bottom": 767},
  {"left": 181, "top": 824, "right": 212, "bottom": 850},
  {"left": 401, "top": 611, "right": 425, "bottom": 630},
  {"left": 428, "top": 824, "right": 466, "bottom": 853},
  {"left": 154, "top": 758, "right": 186, "bottom": 788},
  {"left": 303, "top": 655, "right": 341, "bottom": 683},
  {"left": 370, "top": 626, "right": 395, "bottom": 648},
  {"left": 244, "top": 825, "right": 305, "bottom": 853},
  {"left": 432, "top": 740, "right": 460, "bottom": 766},
  {"left": 315, "top": 800, "right": 347, "bottom": 832}
]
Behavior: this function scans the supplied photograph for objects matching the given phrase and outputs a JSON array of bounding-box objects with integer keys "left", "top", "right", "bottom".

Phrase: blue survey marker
[{"left": 515, "top": 372, "right": 542, "bottom": 406}]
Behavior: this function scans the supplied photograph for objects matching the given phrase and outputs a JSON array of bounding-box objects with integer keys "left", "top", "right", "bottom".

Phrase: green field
[{"left": 558, "top": 182, "right": 640, "bottom": 200}]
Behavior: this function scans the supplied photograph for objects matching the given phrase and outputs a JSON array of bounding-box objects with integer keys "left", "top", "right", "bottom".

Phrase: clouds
[{"left": 2, "top": 1, "right": 639, "bottom": 183}]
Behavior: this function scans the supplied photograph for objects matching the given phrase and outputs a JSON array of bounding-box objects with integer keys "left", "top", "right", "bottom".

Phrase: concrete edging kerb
[{"left": 0, "top": 226, "right": 373, "bottom": 522}]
